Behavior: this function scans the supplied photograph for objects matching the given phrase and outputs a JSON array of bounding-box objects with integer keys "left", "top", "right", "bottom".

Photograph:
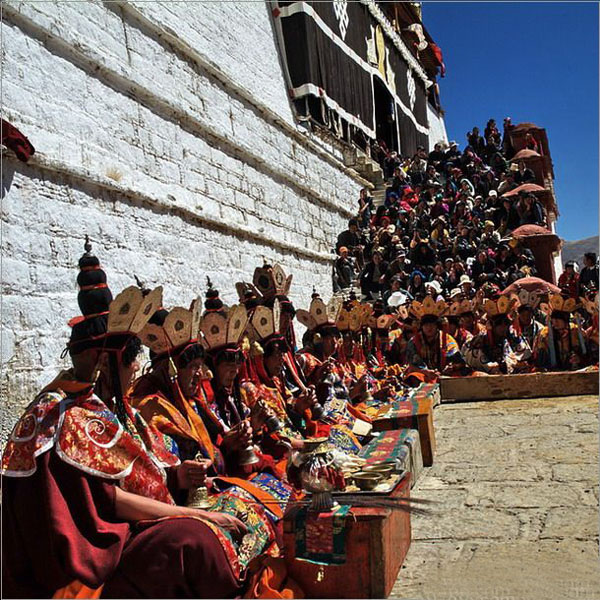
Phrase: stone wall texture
[{"left": 1, "top": 1, "right": 369, "bottom": 437}]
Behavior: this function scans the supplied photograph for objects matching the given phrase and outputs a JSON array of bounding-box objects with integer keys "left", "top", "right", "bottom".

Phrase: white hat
[
  {"left": 449, "top": 288, "right": 463, "bottom": 299},
  {"left": 489, "top": 190, "right": 498, "bottom": 197},
  {"left": 425, "top": 280, "right": 442, "bottom": 294},
  {"left": 388, "top": 291, "right": 409, "bottom": 308},
  {"left": 459, "top": 274, "right": 472, "bottom": 286}
]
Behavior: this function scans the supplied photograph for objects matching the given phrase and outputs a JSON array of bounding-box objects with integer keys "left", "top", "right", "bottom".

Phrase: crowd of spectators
[{"left": 333, "top": 118, "right": 597, "bottom": 304}]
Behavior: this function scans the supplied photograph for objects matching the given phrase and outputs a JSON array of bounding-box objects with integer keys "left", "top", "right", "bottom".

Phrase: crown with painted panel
[
  {"left": 249, "top": 301, "right": 284, "bottom": 342},
  {"left": 448, "top": 299, "right": 474, "bottom": 317},
  {"left": 410, "top": 295, "right": 447, "bottom": 319},
  {"left": 336, "top": 303, "right": 366, "bottom": 332},
  {"left": 481, "top": 294, "right": 519, "bottom": 318},
  {"left": 107, "top": 285, "right": 164, "bottom": 336},
  {"left": 252, "top": 262, "right": 293, "bottom": 301},
  {"left": 296, "top": 293, "right": 342, "bottom": 332},
  {"left": 580, "top": 293, "right": 598, "bottom": 316},
  {"left": 139, "top": 299, "right": 203, "bottom": 355},
  {"left": 516, "top": 289, "right": 541, "bottom": 310},
  {"left": 539, "top": 293, "right": 578, "bottom": 317},
  {"left": 200, "top": 304, "right": 249, "bottom": 351}
]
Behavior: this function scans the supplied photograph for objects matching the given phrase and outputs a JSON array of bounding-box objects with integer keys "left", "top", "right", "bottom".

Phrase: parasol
[
  {"left": 501, "top": 183, "right": 546, "bottom": 198},
  {"left": 501, "top": 277, "right": 561, "bottom": 296}
]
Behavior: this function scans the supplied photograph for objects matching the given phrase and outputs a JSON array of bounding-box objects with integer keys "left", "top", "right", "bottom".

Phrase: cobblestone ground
[{"left": 391, "top": 395, "right": 599, "bottom": 600}]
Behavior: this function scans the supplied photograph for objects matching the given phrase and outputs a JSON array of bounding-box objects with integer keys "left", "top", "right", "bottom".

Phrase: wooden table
[
  {"left": 283, "top": 474, "right": 411, "bottom": 598},
  {"left": 440, "top": 370, "right": 599, "bottom": 403},
  {"left": 370, "top": 398, "right": 436, "bottom": 467}
]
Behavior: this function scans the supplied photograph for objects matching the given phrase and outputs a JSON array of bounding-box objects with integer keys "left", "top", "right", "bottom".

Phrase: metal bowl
[
  {"left": 361, "top": 464, "right": 394, "bottom": 476},
  {"left": 302, "top": 437, "right": 329, "bottom": 452},
  {"left": 352, "top": 472, "right": 383, "bottom": 491}
]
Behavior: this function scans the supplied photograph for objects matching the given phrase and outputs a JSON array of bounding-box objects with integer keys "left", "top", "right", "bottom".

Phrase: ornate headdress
[
  {"left": 68, "top": 237, "right": 162, "bottom": 355},
  {"left": 139, "top": 299, "right": 203, "bottom": 357},
  {"left": 252, "top": 262, "right": 293, "bottom": 303},
  {"left": 248, "top": 302, "right": 287, "bottom": 348},
  {"left": 200, "top": 304, "right": 249, "bottom": 354},
  {"left": 336, "top": 303, "right": 365, "bottom": 333},
  {"left": 235, "top": 281, "right": 263, "bottom": 309},
  {"left": 539, "top": 294, "right": 578, "bottom": 318},
  {"left": 580, "top": 293, "right": 599, "bottom": 317},
  {"left": 296, "top": 293, "right": 342, "bottom": 333},
  {"left": 410, "top": 295, "right": 448, "bottom": 320},
  {"left": 480, "top": 295, "right": 518, "bottom": 318},
  {"left": 516, "top": 289, "right": 541, "bottom": 310},
  {"left": 448, "top": 299, "right": 474, "bottom": 317}
]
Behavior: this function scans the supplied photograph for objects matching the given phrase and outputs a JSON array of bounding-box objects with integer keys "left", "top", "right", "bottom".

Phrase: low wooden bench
[{"left": 440, "top": 370, "right": 599, "bottom": 403}]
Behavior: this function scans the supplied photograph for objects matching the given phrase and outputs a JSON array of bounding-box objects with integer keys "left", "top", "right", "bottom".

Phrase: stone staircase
[{"left": 342, "top": 146, "right": 388, "bottom": 207}]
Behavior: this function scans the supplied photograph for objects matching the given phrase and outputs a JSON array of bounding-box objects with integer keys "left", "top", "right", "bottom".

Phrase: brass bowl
[
  {"left": 352, "top": 472, "right": 383, "bottom": 491},
  {"left": 302, "top": 437, "right": 329, "bottom": 452},
  {"left": 361, "top": 464, "right": 394, "bottom": 476}
]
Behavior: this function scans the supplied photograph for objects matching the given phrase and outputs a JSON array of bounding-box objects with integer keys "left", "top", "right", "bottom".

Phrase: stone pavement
[{"left": 391, "top": 395, "right": 600, "bottom": 600}]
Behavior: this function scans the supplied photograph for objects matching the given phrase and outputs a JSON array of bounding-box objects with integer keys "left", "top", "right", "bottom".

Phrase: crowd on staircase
[{"left": 332, "top": 118, "right": 599, "bottom": 376}]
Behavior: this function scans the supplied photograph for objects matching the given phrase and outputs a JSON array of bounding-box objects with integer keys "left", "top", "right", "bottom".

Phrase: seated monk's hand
[
  {"left": 350, "top": 376, "right": 368, "bottom": 399},
  {"left": 250, "top": 402, "right": 271, "bottom": 431},
  {"left": 373, "top": 385, "right": 392, "bottom": 400},
  {"left": 221, "top": 422, "right": 253, "bottom": 454},
  {"left": 295, "top": 387, "right": 317, "bottom": 413},
  {"left": 486, "top": 362, "right": 501, "bottom": 375},
  {"left": 176, "top": 459, "right": 212, "bottom": 490},
  {"left": 196, "top": 510, "right": 248, "bottom": 541}
]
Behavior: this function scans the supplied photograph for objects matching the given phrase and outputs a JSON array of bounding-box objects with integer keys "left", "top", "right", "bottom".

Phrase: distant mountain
[{"left": 561, "top": 236, "right": 598, "bottom": 266}]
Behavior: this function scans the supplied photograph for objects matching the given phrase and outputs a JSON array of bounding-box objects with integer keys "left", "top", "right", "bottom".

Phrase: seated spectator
[
  {"left": 524, "top": 132, "right": 539, "bottom": 152},
  {"left": 358, "top": 188, "right": 374, "bottom": 228},
  {"left": 337, "top": 218, "right": 361, "bottom": 254},
  {"left": 408, "top": 269, "right": 427, "bottom": 300},
  {"left": 459, "top": 274, "right": 476, "bottom": 300},
  {"left": 471, "top": 248, "right": 497, "bottom": 285},
  {"left": 558, "top": 261, "right": 580, "bottom": 298},
  {"left": 428, "top": 142, "right": 446, "bottom": 173},
  {"left": 481, "top": 220, "right": 501, "bottom": 247},
  {"left": 466, "top": 126, "right": 485, "bottom": 156},
  {"left": 359, "top": 248, "right": 388, "bottom": 300},
  {"left": 516, "top": 192, "right": 546, "bottom": 226},
  {"left": 514, "top": 160, "right": 536, "bottom": 184},
  {"left": 334, "top": 247, "right": 356, "bottom": 291},
  {"left": 497, "top": 197, "right": 521, "bottom": 234},
  {"left": 425, "top": 280, "right": 444, "bottom": 301},
  {"left": 579, "top": 253, "right": 599, "bottom": 294}
]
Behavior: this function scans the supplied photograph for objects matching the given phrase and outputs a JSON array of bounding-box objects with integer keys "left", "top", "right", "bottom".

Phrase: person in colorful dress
[
  {"left": 463, "top": 295, "right": 532, "bottom": 374},
  {"left": 533, "top": 294, "right": 589, "bottom": 371},
  {"left": 510, "top": 290, "right": 543, "bottom": 351},
  {"left": 405, "top": 296, "right": 465, "bottom": 382},
  {"left": 2, "top": 241, "right": 245, "bottom": 599},
  {"left": 580, "top": 293, "right": 599, "bottom": 365},
  {"left": 130, "top": 300, "right": 292, "bottom": 575}
]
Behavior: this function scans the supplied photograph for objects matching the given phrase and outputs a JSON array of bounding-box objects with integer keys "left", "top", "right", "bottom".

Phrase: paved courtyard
[{"left": 392, "top": 395, "right": 599, "bottom": 600}]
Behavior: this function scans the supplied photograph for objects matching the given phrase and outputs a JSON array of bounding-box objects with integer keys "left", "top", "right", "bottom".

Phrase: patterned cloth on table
[
  {"left": 294, "top": 505, "right": 351, "bottom": 565},
  {"left": 359, "top": 429, "right": 412, "bottom": 468}
]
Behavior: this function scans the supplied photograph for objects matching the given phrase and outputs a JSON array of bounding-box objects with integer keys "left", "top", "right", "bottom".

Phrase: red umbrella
[
  {"left": 502, "top": 277, "right": 561, "bottom": 296},
  {"left": 512, "top": 122, "right": 541, "bottom": 131},
  {"left": 511, "top": 224, "right": 553, "bottom": 238},
  {"left": 502, "top": 183, "right": 546, "bottom": 198},
  {"left": 511, "top": 149, "right": 541, "bottom": 161}
]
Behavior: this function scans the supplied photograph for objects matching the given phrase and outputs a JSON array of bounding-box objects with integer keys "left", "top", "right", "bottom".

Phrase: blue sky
[{"left": 423, "top": 1, "right": 598, "bottom": 241}]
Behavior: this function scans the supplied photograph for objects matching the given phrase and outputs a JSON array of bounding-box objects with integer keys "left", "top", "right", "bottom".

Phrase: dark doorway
[{"left": 373, "top": 76, "right": 398, "bottom": 153}]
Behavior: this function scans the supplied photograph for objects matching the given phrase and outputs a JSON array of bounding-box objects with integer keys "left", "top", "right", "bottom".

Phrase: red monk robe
[{"left": 1, "top": 372, "right": 241, "bottom": 599}]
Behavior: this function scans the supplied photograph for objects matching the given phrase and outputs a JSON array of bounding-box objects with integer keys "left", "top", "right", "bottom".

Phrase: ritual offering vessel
[{"left": 288, "top": 437, "right": 346, "bottom": 512}]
